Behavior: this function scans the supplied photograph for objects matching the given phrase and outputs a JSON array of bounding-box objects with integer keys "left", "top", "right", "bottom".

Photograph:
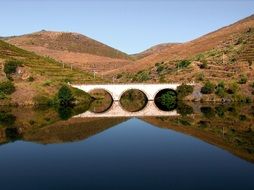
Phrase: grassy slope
[
  {"left": 0, "top": 40, "right": 103, "bottom": 105},
  {"left": 113, "top": 15, "right": 254, "bottom": 83},
  {"left": 5, "top": 31, "right": 134, "bottom": 74}
]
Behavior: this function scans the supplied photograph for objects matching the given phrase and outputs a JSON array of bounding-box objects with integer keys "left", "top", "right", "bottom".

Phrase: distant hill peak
[{"left": 5, "top": 30, "right": 131, "bottom": 60}]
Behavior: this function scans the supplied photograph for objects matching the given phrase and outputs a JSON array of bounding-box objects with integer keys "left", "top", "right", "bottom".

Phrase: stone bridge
[{"left": 71, "top": 83, "right": 192, "bottom": 101}]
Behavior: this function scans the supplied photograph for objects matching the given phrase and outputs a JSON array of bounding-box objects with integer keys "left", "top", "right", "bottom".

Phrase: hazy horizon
[{"left": 1, "top": 0, "right": 253, "bottom": 54}]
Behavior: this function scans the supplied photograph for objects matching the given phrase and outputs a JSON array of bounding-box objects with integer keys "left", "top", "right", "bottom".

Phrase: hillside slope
[
  {"left": 0, "top": 40, "right": 102, "bottom": 105},
  {"left": 5, "top": 30, "right": 134, "bottom": 73},
  {"left": 112, "top": 14, "right": 254, "bottom": 76},
  {"left": 113, "top": 15, "right": 254, "bottom": 89}
]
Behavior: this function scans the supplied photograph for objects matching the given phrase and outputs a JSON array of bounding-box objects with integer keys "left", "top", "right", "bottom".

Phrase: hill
[
  {"left": 5, "top": 30, "right": 134, "bottom": 73},
  {"left": 0, "top": 40, "right": 102, "bottom": 105},
  {"left": 111, "top": 15, "right": 254, "bottom": 99}
]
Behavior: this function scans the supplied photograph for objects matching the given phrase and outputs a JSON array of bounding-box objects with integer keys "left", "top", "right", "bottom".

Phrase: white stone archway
[{"left": 71, "top": 83, "right": 189, "bottom": 101}]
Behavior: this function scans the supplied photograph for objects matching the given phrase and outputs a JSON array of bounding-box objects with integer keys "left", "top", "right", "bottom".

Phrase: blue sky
[{"left": 0, "top": 0, "right": 253, "bottom": 54}]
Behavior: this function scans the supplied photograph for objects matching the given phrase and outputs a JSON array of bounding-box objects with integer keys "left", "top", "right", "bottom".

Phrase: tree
[{"left": 57, "top": 85, "right": 74, "bottom": 106}]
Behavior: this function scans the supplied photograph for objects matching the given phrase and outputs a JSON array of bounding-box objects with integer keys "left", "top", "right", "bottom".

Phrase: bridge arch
[
  {"left": 119, "top": 88, "right": 149, "bottom": 112},
  {"left": 154, "top": 88, "right": 178, "bottom": 111},
  {"left": 88, "top": 88, "right": 114, "bottom": 113}
]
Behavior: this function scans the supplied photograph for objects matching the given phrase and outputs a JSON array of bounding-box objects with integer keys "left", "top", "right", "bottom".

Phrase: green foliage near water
[
  {"left": 176, "top": 84, "right": 194, "bottom": 99},
  {"left": 201, "top": 81, "right": 215, "bottom": 94},
  {"left": 177, "top": 102, "right": 194, "bottom": 116},
  {"left": 215, "top": 81, "right": 226, "bottom": 98},
  {"left": 57, "top": 85, "right": 75, "bottom": 106},
  {"left": 0, "top": 111, "right": 16, "bottom": 127}
]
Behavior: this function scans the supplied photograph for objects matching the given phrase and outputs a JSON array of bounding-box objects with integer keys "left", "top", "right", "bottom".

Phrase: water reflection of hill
[
  {"left": 23, "top": 117, "right": 128, "bottom": 144},
  {"left": 1, "top": 103, "right": 254, "bottom": 164},
  {"left": 141, "top": 104, "right": 254, "bottom": 163}
]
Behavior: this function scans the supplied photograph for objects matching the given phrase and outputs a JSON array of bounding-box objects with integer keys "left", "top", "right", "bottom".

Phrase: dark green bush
[
  {"left": 201, "top": 107, "right": 215, "bottom": 118},
  {"left": 0, "top": 111, "right": 16, "bottom": 126},
  {"left": 0, "top": 80, "right": 15, "bottom": 95},
  {"left": 201, "top": 81, "right": 215, "bottom": 94},
  {"left": 157, "top": 65, "right": 164, "bottom": 73},
  {"left": 177, "top": 102, "right": 193, "bottom": 116},
  {"left": 176, "top": 84, "right": 194, "bottom": 99},
  {"left": 4, "top": 60, "right": 22, "bottom": 75},
  {"left": 58, "top": 85, "right": 74, "bottom": 106},
  {"left": 215, "top": 81, "right": 226, "bottom": 98},
  {"left": 176, "top": 60, "right": 191, "bottom": 69},
  {"left": 215, "top": 106, "right": 225, "bottom": 118}
]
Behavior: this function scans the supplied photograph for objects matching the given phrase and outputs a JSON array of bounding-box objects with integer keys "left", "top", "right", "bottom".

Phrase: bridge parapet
[{"left": 71, "top": 83, "right": 194, "bottom": 100}]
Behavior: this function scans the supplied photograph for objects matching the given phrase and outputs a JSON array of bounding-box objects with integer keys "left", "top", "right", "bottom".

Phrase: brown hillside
[
  {"left": 112, "top": 14, "right": 254, "bottom": 74},
  {"left": 5, "top": 30, "right": 134, "bottom": 73}
]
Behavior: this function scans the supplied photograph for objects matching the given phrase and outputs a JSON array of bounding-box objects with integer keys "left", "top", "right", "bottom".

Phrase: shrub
[
  {"left": 0, "top": 111, "right": 16, "bottom": 126},
  {"left": 215, "top": 81, "right": 226, "bottom": 98},
  {"left": 201, "top": 107, "right": 215, "bottom": 118},
  {"left": 4, "top": 60, "right": 22, "bottom": 75},
  {"left": 176, "top": 84, "right": 194, "bottom": 99},
  {"left": 133, "top": 70, "right": 150, "bottom": 82},
  {"left": 215, "top": 106, "right": 225, "bottom": 118},
  {"left": 156, "top": 65, "right": 165, "bottom": 73},
  {"left": 238, "top": 75, "right": 247, "bottom": 84},
  {"left": 177, "top": 102, "right": 193, "bottom": 116},
  {"left": 58, "top": 85, "right": 74, "bottom": 106},
  {"left": 201, "top": 81, "right": 215, "bottom": 94},
  {"left": 0, "top": 80, "right": 15, "bottom": 95},
  {"left": 176, "top": 60, "right": 191, "bottom": 69}
]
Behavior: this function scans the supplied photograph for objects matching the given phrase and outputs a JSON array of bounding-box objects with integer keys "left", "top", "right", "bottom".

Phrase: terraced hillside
[
  {"left": 5, "top": 30, "right": 134, "bottom": 73},
  {"left": 0, "top": 40, "right": 103, "bottom": 105},
  {"left": 111, "top": 14, "right": 254, "bottom": 79}
]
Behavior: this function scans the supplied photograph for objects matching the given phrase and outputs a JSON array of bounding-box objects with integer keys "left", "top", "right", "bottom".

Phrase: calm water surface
[{"left": 0, "top": 104, "right": 254, "bottom": 190}]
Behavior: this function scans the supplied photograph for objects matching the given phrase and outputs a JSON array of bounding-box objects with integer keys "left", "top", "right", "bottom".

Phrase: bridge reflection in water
[{"left": 73, "top": 101, "right": 179, "bottom": 118}]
